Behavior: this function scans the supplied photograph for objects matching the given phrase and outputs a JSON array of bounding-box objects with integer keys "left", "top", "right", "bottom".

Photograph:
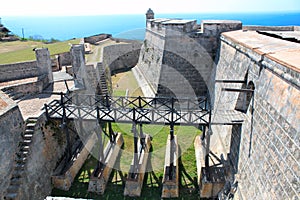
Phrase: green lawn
[
  {"left": 0, "top": 39, "right": 80, "bottom": 64},
  {"left": 52, "top": 123, "right": 201, "bottom": 200}
]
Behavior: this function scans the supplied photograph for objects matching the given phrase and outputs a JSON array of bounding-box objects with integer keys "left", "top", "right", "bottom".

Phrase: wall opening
[{"left": 235, "top": 81, "right": 255, "bottom": 113}]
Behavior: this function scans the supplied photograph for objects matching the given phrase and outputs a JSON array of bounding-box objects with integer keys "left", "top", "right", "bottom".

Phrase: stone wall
[
  {"left": 102, "top": 42, "right": 142, "bottom": 74},
  {"left": 0, "top": 92, "right": 24, "bottom": 197},
  {"left": 134, "top": 29, "right": 165, "bottom": 97},
  {"left": 135, "top": 19, "right": 242, "bottom": 98},
  {"left": 242, "top": 25, "right": 299, "bottom": 31},
  {"left": 84, "top": 34, "right": 112, "bottom": 45},
  {"left": 0, "top": 61, "right": 38, "bottom": 82},
  {"left": 58, "top": 52, "right": 71, "bottom": 67},
  {"left": 17, "top": 114, "right": 78, "bottom": 199},
  {"left": 211, "top": 32, "right": 299, "bottom": 199}
]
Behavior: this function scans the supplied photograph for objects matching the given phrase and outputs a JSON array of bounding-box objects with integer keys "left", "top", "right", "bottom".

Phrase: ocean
[{"left": 2, "top": 12, "right": 300, "bottom": 41}]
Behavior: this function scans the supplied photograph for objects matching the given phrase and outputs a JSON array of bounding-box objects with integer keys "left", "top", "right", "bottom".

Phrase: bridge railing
[
  {"left": 68, "top": 93, "right": 209, "bottom": 111},
  {"left": 44, "top": 93, "right": 211, "bottom": 125}
]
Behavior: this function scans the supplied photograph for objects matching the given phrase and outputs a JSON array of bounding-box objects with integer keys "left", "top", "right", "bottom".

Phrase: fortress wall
[
  {"left": 134, "top": 29, "right": 166, "bottom": 96},
  {"left": 17, "top": 115, "right": 78, "bottom": 199},
  {"left": 212, "top": 33, "right": 299, "bottom": 199},
  {"left": 84, "top": 33, "right": 112, "bottom": 45},
  {"left": 102, "top": 42, "right": 142, "bottom": 74},
  {"left": 0, "top": 61, "right": 38, "bottom": 82},
  {"left": 158, "top": 29, "right": 215, "bottom": 97},
  {"left": 135, "top": 20, "right": 242, "bottom": 98},
  {"left": 0, "top": 93, "right": 24, "bottom": 197}
]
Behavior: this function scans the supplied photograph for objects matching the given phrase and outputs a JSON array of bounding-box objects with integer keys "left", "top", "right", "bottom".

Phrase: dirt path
[{"left": 86, "top": 39, "right": 126, "bottom": 64}]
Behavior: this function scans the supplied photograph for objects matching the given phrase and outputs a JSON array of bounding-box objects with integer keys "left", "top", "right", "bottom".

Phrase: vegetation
[{"left": 0, "top": 38, "right": 80, "bottom": 64}]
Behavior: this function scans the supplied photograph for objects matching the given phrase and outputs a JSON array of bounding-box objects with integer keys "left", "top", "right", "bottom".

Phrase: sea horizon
[{"left": 2, "top": 11, "right": 300, "bottom": 41}]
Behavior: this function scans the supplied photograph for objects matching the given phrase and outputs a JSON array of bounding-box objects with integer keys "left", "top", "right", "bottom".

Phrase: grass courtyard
[{"left": 51, "top": 70, "right": 202, "bottom": 199}]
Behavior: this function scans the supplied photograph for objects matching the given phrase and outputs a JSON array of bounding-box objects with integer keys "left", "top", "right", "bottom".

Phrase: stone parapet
[{"left": 0, "top": 61, "right": 38, "bottom": 82}]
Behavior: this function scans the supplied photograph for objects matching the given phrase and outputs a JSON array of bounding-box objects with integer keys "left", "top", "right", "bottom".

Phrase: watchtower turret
[{"left": 146, "top": 8, "right": 154, "bottom": 20}]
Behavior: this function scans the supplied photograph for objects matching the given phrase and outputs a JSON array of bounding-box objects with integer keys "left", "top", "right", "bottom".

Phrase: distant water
[{"left": 2, "top": 12, "right": 300, "bottom": 41}]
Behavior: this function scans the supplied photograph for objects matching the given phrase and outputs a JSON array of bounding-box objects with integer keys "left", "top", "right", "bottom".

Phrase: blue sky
[{"left": 1, "top": 0, "right": 299, "bottom": 16}]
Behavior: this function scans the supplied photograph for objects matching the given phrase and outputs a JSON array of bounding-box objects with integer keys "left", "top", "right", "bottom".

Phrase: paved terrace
[
  {"left": 222, "top": 30, "right": 300, "bottom": 73},
  {"left": 18, "top": 68, "right": 74, "bottom": 119}
]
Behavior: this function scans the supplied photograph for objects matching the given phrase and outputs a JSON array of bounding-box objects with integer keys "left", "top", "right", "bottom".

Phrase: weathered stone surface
[
  {"left": 35, "top": 48, "right": 53, "bottom": 83},
  {"left": 88, "top": 133, "right": 123, "bottom": 194},
  {"left": 134, "top": 19, "right": 242, "bottom": 98},
  {"left": 0, "top": 92, "right": 24, "bottom": 198},
  {"left": 211, "top": 30, "right": 300, "bottom": 200},
  {"left": 71, "top": 44, "right": 86, "bottom": 89},
  {"left": 0, "top": 61, "right": 38, "bottom": 82},
  {"left": 16, "top": 115, "right": 78, "bottom": 199}
]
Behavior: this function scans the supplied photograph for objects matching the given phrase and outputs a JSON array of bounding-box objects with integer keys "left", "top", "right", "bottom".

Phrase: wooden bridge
[
  {"left": 44, "top": 92, "right": 245, "bottom": 197},
  {"left": 44, "top": 93, "right": 211, "bottom": 127}
]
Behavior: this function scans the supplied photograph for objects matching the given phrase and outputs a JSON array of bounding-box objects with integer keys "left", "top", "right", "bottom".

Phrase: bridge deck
[{"left": 45, "top": 97, "right": 245, "bottom": 126}]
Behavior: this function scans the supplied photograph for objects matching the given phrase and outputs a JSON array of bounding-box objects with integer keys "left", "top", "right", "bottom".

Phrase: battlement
[
  {"left": 146, "top": 18, "right": 242, "bottom": 37},
  {"left": 146, "top": 18, "right": 198, "bottom": 35}
]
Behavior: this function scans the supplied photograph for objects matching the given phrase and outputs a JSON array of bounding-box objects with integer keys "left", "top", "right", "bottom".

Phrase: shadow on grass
[{"left": 51, "top": 140, "right": 202, "bottom": 200}]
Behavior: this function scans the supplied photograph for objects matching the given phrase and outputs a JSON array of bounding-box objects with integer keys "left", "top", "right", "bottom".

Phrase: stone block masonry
[
  {"left": 134, "top": 18, "right": 242, "bottom": 98},
  {"left": 102, "top": 42, "right": 142, "bottom": 74},
  {"left": 211, "top": 30, "right": 299, "bottom": 200},
  {"left": 35, "top": 48, "right": 53, "bottom": 83},
  {"left": 13, "top": 115, "right": 79, "bottom": 199},
  {"left": 0, "top": 92, "right": 24, "bottom": 198},
  {"left": 71, "top": 44, "right": 86, "bottom": 89},
  {"left": 0, "top": 61, "right": 38, "bottom": 82}
]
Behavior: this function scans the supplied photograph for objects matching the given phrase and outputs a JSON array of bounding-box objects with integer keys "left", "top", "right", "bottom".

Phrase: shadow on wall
[{"left": 109, "top": 49, "right": 141, "bottom": 75}]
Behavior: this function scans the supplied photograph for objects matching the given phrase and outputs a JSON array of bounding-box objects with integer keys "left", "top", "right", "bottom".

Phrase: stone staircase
[
  {"left": 1, "top": 87, "right": 24, "bottom": 101},
  {"left": 4, "top": 117, "right": 38, "bottom": 200},
  {"left": 98, "top": 64, "right": 109, "bottom": 95}
]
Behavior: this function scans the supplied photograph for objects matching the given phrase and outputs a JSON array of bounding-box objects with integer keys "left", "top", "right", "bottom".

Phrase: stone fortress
[{"left": 0, "top": 8, "right": 299, "bottom": 200}]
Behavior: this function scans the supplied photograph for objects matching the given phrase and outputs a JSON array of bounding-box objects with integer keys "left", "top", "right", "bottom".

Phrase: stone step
[
  {"left": 22, "top": 139, "right": 32, "bottom": 144},
  {"left": 26, "top": 117, "right": 38, "bottom": 123},
  {"left": 20, "top": 142, "right": 30, "bottom": 147},
  {"left": 26, "top": 123, "right": 36, "bottom": 129},
  {"left": 24, "top": 129, "right": 34, "bottom": 135},
  {"left": 17, "top": 149, "right": 29, "bottom": 155},
  {"left": 11, "top": 170, "right": 24, "bottom": 178},
  {"left": 22, "top": 133, "right": 33, "bottom": 139},
  {"left": 7, "top": 92, "right": 23, "bottom": 100},
  {"left": 14, "top": 163, "right": 25, "bottom": 170},
  {"left": 7, "top": 185, "right": 19, "bottom": 194},
  {"left": 1, "top": 87, "right": 13, "bottom": 92},
  {"left": 4, "top": 192, "right": 18, "bottom": 200},
  {"left": 15, "top": 156, "right": 27, "bottom": 163},
  {"left": 10, "top": 177, "right": 22, "bottom": 185}
]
